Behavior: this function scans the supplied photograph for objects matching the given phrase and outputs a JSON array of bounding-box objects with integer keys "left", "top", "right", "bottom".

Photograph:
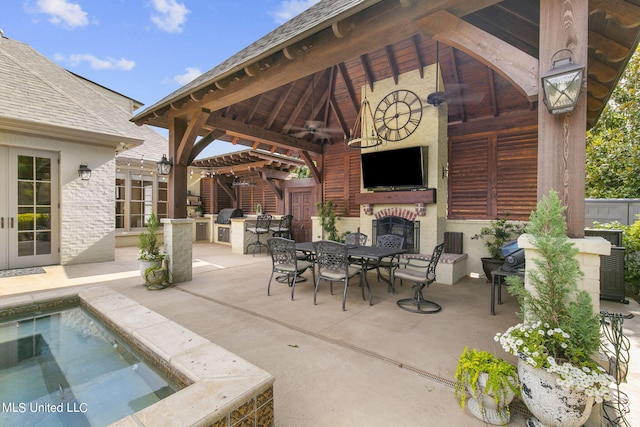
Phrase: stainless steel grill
[{"left": 215, "top": 208, "right": 243, "bottom": 224}]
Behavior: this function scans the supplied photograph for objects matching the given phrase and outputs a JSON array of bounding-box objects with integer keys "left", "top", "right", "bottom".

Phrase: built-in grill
[{"left": 215, "top": 208, "right": 244, "bottom": 224}]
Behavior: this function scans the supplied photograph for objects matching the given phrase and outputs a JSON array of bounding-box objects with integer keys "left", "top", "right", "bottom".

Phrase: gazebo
[{"left": 131, "top": 0, "right": 640, "bottom": 283}]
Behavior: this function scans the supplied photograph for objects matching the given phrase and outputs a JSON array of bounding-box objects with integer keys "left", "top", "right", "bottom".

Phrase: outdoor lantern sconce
[
  {"left": 541, "top": 49, "right": 585, "bottom": 114},
  {"left": 157, "top": 154, "right": 173, "bottom": 175},
  {"left": 78, "top": 164, "right": 91, "bottom": 181}
]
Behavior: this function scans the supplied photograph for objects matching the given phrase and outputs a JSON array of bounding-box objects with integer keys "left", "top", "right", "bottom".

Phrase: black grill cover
[{"left": 216, "top": 208, "right": 243, "bottom": 224}]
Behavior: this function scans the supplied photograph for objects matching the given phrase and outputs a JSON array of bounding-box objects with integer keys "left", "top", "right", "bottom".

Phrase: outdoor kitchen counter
[{"left": 230, "top": 215, "right": 286, "bottom": 255}]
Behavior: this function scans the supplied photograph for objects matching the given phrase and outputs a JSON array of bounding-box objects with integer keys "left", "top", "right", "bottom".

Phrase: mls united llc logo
[{"left": 2, "top": 402, "right": 88, "bottom": 413}]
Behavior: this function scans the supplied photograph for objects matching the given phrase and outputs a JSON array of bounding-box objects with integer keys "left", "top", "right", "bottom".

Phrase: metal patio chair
[
  {"left": 313, "top": 240, "right": 363, "bottom": 311},
  {"left": 270, "top": 214, "right": 293, "bottom": 239},
  {"left": 394, "top": 242, "right": 445, "bottom": 313},
  {"left": 267, "top": 237, "right": 313, "bottom": 300}
]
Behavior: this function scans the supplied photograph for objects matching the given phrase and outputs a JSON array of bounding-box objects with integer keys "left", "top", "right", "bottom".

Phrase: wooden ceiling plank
[
  {"left": 265, "top": 82, "right": 295, "bottom": 129},
  {"left": 244, "top": 93, "right": 263, "bottom": 124},
  {"left": 417, "top": 9, "right": 538, "bottom": 101}
]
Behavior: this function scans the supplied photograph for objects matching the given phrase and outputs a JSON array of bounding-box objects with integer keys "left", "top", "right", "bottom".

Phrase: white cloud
[
  {"left": 271, "top": 0, "right": 319, "bottom": 24},
  {"left": 150, "top": 0, "right": 189, "bottom": 33},
  {"left": 172, "top": 67, "right": 202, "bottom": 85},
  {"left": 34, "top": 0, "right": 89, "bottom": 28},
  {"left": 54, "top": 53, "right": 136, "bottom": 71}
]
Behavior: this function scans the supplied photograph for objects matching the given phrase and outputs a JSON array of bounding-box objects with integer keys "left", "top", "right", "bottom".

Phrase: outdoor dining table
[{"left": 295, "top": 242, "right": 407, "bottom": 298}]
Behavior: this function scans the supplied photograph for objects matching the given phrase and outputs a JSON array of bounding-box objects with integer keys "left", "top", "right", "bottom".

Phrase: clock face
[{"left": 374, "top": 89, "right": 423, "bottom": 141}]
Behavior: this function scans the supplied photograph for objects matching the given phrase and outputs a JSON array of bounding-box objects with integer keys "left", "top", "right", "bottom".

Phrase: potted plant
[
  {"left": 137, "top": 212, "right": 166, "bottom": 280},
  {"left": 472, "top": 216, "right": 525, "bottom": 281},
  {"left": 317, "top": 200, "right": 343, "bottom": 241},
  {"left": 495, "top": 191, "right": 615, "bottom": 426},
  {"left": 455, "top": 347, "right": 520, "bottom": 425}
]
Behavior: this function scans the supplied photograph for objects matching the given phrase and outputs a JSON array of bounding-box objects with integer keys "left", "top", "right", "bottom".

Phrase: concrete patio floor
[{"left": 1, "top": 242, "right": 638, "bottom": 426}]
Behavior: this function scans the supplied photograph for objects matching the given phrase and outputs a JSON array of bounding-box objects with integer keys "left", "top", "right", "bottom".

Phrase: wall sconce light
[
  {"left": 157, "top": 154, "right": 173, "bottom": 175},
  {"left": 78, "top": 164, "right": 91, "bottom": 180},
  {"left": 541, "top": 49, "right": 585, "bottom": 114}
]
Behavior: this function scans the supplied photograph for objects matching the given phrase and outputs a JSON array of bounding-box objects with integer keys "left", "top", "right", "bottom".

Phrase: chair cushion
[
  {"left": 247, "top": 227, "right": 269, "bottom": 233},
  {"left": 275, "top": 261, "right": 311, "bottom": 274},
  {"left": 319, "top": 265, "right": 359, "bottom": 280},
  {"left": 394, "top": 268, "right": 426, "bottom": 282}
]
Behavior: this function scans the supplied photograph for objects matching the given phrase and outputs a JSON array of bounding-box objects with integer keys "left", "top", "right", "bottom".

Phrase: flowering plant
[
  {"left": 495, "top": 321, "right": 614, "bottom": 402},
  {"left": 137, "top": 213, "right": 165, "bottom": 261},
  {"left": 497, "top": 191, "right": 615, "bottom": 404}
]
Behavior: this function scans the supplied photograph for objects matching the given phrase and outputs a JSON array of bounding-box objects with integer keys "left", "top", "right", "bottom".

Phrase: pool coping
[{"left": 0, "top": 286, "right": 275, "bottom": 427}]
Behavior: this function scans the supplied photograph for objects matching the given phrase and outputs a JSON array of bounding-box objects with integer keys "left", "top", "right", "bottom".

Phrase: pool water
[{"left": 0, "top": 307, "right": 177, "bottom": 426}]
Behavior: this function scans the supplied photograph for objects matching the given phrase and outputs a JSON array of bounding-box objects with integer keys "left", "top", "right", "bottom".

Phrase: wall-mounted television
[{"left": 361, "top": 145, "right": 428, "bottom": 190}]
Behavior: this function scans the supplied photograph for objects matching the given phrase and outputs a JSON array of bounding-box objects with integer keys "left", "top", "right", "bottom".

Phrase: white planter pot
[
  {"left": 466, "top": 372, "right": 517, "bottom": 425},
  {"left": 518, "top": 359, "right": 594, "bottom": 427},
  {"left": 139, "top": 259, "right": 162, "bottom": 279}
]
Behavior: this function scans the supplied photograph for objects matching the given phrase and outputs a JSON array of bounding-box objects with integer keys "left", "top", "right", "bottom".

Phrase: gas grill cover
[{"left": 216, "top": 208, "right": 244, "bottom": 224}]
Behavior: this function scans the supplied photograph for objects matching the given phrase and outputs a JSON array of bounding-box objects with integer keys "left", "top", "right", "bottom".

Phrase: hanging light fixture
[
  {"left": 347, "top": 76, "right": 382, "bottom": 149},
  {"left": 156, "top": 154, "right": 173, "bottom": 175},
  {"left": 541, "top": 49, "right": 585, "bottom": 114}
]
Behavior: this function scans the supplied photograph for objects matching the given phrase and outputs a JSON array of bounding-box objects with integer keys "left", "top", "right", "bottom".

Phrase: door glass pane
[
  {"left": 36, "top": 232, "right": 51, "bottom": 255},
  {"left": 18, "top": 182, "right": 34, "bottom": 205},
  {"left": 36, "top": 207, "right": 51, "bottom": 230},
  {"left": 36, "top": 182, "right": 51, "bottom": 205},
  {"left": 18, "top": 232, "right": 35, "bottom": 257},
  {"left": 35, "top": 157, "right": 51, "bottom": 180},
  {"left": 17, "top": 155, "right": 33, "bottom": 180},
  {"left": 18, "top": 207, "right": 34, "bottom": 231}
]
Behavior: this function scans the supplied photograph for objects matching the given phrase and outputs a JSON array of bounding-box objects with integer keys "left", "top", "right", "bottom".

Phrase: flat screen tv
[{"left": 361, "top": 146, "right": 427, "bottom": 190}]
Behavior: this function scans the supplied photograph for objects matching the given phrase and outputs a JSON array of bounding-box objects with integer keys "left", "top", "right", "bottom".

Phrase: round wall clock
[{"left": 373, "top": 89, "right": 423, "bottom": 141}]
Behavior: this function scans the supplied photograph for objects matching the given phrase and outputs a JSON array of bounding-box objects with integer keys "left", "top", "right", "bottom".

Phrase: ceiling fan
[
  {"left": 425, "top": 41, "right": 484, "bottom": 107},
  {"left": 289, "top": 77, "right": 343, "bottom": 140}
]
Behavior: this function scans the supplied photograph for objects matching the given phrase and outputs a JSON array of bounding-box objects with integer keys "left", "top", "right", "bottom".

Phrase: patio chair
[
  {"left": 371, "top": 234, "right": 405, "bottom": 282},
  {"left": 267, "top": 237, "right": 313, "bottom": 300},
  {"left": 344, "top": 232, "right": 368, "bottom": 246},
  {"left": 270, "top": 214, "right": 293, "bottom": 239},
  {"left": 313, "top": 240, "right": 363, "bottom": 311},
  {"left": 394, "top": 242, "right": 445, "bottom": 313},
  {"left": 246, "top": 214, "right": 272, "bottom": 256}
]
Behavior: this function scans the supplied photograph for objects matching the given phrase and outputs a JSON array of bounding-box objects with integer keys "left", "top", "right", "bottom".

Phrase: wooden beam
[
  {"left": 188, "top": 129, "right": 226, "bottom": 164},
  {"left": 176, "top": 109, "right": 210, "bottom": 165},
  {"left": 384, "top": 45, "right": 399, "bottom": 85},
  {"left": 217, "top": 180, "right": 236, "bottom": 203},
  {"left": 538, "top": 0, "right": 588, "bottom": 237},
  {"left": 300, "top": 150, "right": 321, "bottom": 184},
  {"left": 416, "top": 10, "right": 538, "bottom": 101},
  {"left": 204, "top": 114, "right": 323, "bottom": 154}
]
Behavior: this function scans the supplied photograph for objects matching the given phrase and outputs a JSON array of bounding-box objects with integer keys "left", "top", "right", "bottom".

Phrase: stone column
[
  {"left": 519, "top": 234, "right": 611, "bottom": 312},
  {"left": 162, "top": 218, "right": 194, "bottom": 283}
]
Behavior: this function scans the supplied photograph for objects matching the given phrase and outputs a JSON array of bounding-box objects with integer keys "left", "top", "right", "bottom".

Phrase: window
[{"left": 115, "top": 171, "right": 166, "bottom": 231}]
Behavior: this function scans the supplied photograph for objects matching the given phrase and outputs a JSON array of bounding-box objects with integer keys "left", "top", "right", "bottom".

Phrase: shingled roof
[{"left": 0, "top": 35, "right": 166, "bottom": 160}]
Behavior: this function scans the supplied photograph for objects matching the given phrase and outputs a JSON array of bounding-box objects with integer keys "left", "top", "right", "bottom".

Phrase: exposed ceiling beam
[
  {"left": 203, "top": 113, "right": 323, "bottom": 154},
  {"left": 417, "top": 9, "right": 539, "bottom": 101}
]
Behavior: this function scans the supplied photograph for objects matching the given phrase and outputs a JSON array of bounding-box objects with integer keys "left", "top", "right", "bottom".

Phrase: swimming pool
[
  {"left": 0, "top": 306, "right": 177, "bottom": 426},
  {"left": 0, "top": 287, "right": 275, "bottom": 426}
]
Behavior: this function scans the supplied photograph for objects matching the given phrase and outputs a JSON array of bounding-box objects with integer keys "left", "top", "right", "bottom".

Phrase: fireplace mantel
[{"left": 354, "top": 189, "right": 436, "bottom": 205}]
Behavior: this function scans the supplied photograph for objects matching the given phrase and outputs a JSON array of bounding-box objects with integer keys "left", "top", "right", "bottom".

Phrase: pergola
[{"left": 132, "top": 0, "right": 640, "bottom": 237}]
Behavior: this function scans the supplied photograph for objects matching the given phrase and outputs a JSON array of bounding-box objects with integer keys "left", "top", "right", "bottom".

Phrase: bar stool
[{"left": 246, "top": 214, "right": 272, "bottom": 256}]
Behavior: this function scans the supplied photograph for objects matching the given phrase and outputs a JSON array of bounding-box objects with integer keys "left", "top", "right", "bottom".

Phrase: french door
[{"left": 0, "top": 146, "right": 59, "bottom": 270}]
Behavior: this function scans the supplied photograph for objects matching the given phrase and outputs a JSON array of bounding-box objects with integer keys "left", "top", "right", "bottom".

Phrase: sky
[{"left": 1, "top": 0, "right": 320, "bottom": 157}]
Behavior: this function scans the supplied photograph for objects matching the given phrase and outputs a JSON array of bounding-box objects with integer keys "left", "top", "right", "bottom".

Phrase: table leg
[{"left": 491, "top": 274, "right": 497, "bottom": 315}]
